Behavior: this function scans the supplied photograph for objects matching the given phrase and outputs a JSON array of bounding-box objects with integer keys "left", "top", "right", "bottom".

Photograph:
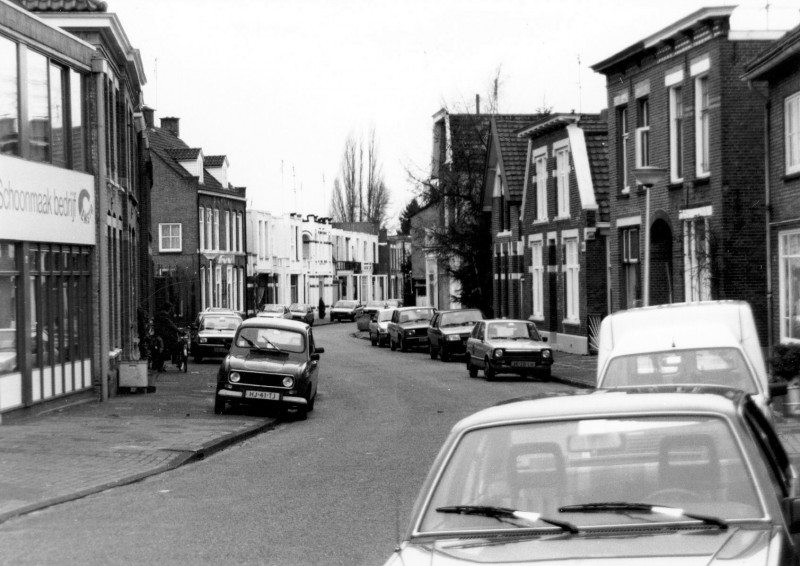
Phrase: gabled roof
[
  {"left": 490, "top": 115, "right": 542, "bottom": 201},
  {"left": 14, "top": 0, "right": 108, "bottom": 11},
  {"left": 204, "top": 155, "right": 227, "bottom": 168},
  {"left": 166, "top": 148, "right": 202, "bottom": 161}
]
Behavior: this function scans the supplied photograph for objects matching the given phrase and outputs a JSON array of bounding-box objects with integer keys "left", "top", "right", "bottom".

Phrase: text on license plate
[
  {"left": 511, "top": 361, "right": 537, "bottom": 368},
  {"left": 244, "top": 390, "right": 281, "bottom": 401}
]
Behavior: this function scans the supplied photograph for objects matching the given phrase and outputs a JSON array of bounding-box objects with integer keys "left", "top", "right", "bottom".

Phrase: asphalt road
[{"left": 0, "top": 322, "right": 575, "bottom": 566}]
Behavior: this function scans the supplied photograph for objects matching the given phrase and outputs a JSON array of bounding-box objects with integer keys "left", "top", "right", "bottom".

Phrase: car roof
[
  {"left": 452, "top": 388, "right": 746, "bottom": 434},
  {"left": 396, "top": 306, "right": 434, "bottom": 311},
  {"left": 484, "top": 318, "right": 530, "bottom": 324},
  {"left": 438, "top": 308, "right": 482, "bottom": 314},
  {"left": 199, "top": 311, "right": 240, "bottom": 319},
  {"left": 239, "top": 317, "right": 309, "bottom": 331}
]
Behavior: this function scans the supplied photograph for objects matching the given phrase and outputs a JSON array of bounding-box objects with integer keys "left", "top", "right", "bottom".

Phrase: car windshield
[
  {"left": 486, "top": 321, "right": 540, "bottom": 340},
  {"left": 398, "top": 308, "right": 434, "bottom": 323},
  {"left": 289, "top": 303, "right": 306, "bottom": 311},
  {"left": 200, "top": 315, "right": 242, "bottom": 331},
  {"left": 377, "top": 310, "right": 394, "bottom": 322},
  {"left": 418, "top": 415, "right": 762, "bottom": 534},
  {"left": 262, "top": 305, "right": 285, "bottom": 313},
  {"left": 602, "top": 348, "right": 757, "bottom": 393},
  {"left": 235, "top": 327, "right": 305, "bottom": 354},
  {"left": 441, "top": 311, "right": 483, "bottom": 327},
  {"left": 366, "top": 301, "right": 384, "bottom": 308},
  {"left": 334, "top": 301, "right": 357, "bottom": 308}
]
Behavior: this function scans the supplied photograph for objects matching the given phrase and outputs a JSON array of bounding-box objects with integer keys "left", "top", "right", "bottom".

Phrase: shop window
[{"left": 0, "top": 36, "right": 19, "bottom": 155}]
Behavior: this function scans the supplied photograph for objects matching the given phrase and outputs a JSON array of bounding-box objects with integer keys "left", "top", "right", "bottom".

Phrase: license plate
[
  {"left": 215, "top": 347, "right": 229, "bottom": 354},
  {"left": 244, "top": 390, "right": 281, "bottom": 401},
  {"left": 511, "top": 361, "right": 537, "bottom": 368}
]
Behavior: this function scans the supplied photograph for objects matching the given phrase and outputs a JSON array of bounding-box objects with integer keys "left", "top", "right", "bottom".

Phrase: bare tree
[{"left": 329, "top": 129, "right": 390, "bottom": 227}]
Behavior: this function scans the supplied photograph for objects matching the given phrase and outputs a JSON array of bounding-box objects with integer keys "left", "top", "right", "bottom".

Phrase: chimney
[
  {"left": 476, "top": 94, "right": 480, "bottom": 115},
  {"left": 161, "top": 117, "right": 180, "bottom": 138},
  {"left": 142, "top": 106, "right": 155, "bottom": 128}
]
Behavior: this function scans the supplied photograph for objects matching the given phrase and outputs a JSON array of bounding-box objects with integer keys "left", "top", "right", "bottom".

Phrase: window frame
[
  {"left": 683, "top": 214, "right": 712, "bottom": 302},
  {"left": 563, "top": 235, "right": 580, "bottom": 323},
  {"left": 786, "top": 91, "right": 800, "bottom": 176},
  {"left": 635, "top": 97, "right": 650, "bottom": 169},
  {"left": 530, "top": 238, "right": 544, "bottom": 319},
  {"left": 695, "top": 74, "right": 711, "bottom": 178},
  {"left": 779, "top": 229, "right": 800, "bottom": 343},
  {"left": 158, "top": 223, "right": 182, "bottom": 253},
  {"left": 533, "top": 150, "right": 548, "bottom": 222},
  {"left": 618, "top": 105, "right": 630, "bottom": 194},
  {"left": 555, "top": 144, "right": 570, "bottom": 218},
  {"left": 669, "top": 85, "right": 684, "bottom": 182}
]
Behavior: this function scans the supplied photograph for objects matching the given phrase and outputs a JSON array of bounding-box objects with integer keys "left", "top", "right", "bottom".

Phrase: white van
[{"left": 596, "top": 301, "right": 784, "bottom": 417}]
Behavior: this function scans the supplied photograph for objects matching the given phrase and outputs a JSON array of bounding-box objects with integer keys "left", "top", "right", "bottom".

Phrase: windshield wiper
[
  {"left": 437, "top": 505, "right": 579, "bottom": 533},
  {"left": 241, "top": 335, "right": 282, "bottom": 353},
  {"left": 558, "top": 502, "right": 727, "bottom": 530}
]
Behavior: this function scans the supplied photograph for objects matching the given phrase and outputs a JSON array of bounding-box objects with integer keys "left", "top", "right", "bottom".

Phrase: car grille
[
  {"left": 413, "top": 328, "right": 427, "bottom": 337},
  {"left": 235, "top": 371, "right": 292, "bottom": 388},
  {"left": 204, "top": 337, "right": 233, "bottom": 347},
  {"left": 501, "top": 350, "right": 545, "bottom": 362}
]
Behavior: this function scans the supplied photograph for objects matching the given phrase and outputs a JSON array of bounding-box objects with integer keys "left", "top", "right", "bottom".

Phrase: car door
[
  {"left": 428, "top": 313, "right": 441, "bottom": 349},
  {"left": 467, "top": 322, "right": 483, "bottom": 365}
]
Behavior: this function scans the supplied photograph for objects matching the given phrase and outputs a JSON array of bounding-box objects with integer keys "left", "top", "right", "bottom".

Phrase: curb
[{"left": 0, "top": 418, "right": 277, "bottom": 525}]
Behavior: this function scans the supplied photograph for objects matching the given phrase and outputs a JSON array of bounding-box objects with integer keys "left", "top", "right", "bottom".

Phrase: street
[{"left": 0, "top": 322, "right": 576, "bottom": 566}]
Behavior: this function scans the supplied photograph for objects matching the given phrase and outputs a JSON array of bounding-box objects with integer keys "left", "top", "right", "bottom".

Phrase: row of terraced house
[
  {"left": 419, "top": 6, "right": 800, "bottom": 357},
  {"left": 0, "top": 0, "right": 395, "bottom": 421}
]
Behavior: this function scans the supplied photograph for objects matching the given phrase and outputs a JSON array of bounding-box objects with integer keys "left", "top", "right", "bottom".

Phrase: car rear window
[{"left": 200, "top": 315, "right": 242, "bottom": 331}]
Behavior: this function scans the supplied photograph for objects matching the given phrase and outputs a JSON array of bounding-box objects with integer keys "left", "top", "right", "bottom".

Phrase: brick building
[
  {"left": 146, "top": 112, "right": 247, "bottom": 323},
  {"left": 742, "top": 23, "right": 800, "bottom": 351},
  {"left": 591, "top": 6, "right": 782, "bottom": 341},
  {"left": 517, "top": 113, "right": 609, "bottom": 354}
]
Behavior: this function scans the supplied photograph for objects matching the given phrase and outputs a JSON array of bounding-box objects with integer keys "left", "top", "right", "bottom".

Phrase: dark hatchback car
[
  {"left": 427, "top": 308, "right": 484, "bottom": 361},
  {"left": 214, "top": 317, "right": 324, "bottom": 420}
]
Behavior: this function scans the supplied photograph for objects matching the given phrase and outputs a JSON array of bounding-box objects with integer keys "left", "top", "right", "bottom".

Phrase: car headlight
[
  {"left": 282, "top": 376, "right": 294, "bottom": 388},
  {"left": 493, "top": 349, "right": 504, "bottom": 358},
  {"left": 199, "top": 337, "right": 207, "bottom": 344},
  {"left": 446, "top": 335, "right": 460, "bottom": 341},
  {"left": 542, "top": 349, "right": 552, "bottom": 359},
  {"left": 229, "top": 372, "right": 241, "bottom": 383}
]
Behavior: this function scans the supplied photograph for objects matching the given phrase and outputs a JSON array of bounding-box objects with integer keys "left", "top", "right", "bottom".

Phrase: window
[
  {"left": 0, "top": 242, "right": 17, "bottom": 376},
  {"left": 49, "top": 63, "right": 67, "bottom": 168},
  {"left": 236, "top": 213, "right": 243, "bottom": 252},
  {"left": 159, "top": 223, "right": 182, "bottom": 252},
  {"left": 534, "top": 152, "right": 548, "bottom": 221},
  {"left": 530, "top": 239, "right": 543, "bottom": 319},
  {"left": 27, "top": 50, "right": 50, "bottom": 163},
  {"left": 564, "top": 236, "right": 579, "bottom": 322},
  {"left": 684, "top": 216, "right": 711, "bottom": 302},
  {"left": 621, "top": 227, "right": 640, "bottom": 309},
  {"left": 555, "top": 146, "right": 570, "bottom": 217},
  {"left": 779, "top": 230, "right": 800, "bottom": 342},
  {"left": 786, "top": 92, "right": 800, "bottom": 175},
  {"left": 225, "top": 210, "right": 231, "bottom": 251},
  {"left": 205, "top": 209, "right": 212, "bottom": 251},
  {"left": 0, "top": 36, "right": 19, "bottom": 155},
  {"left": 696, "top": 75, "right": 710, "bottom": 176},
  {"left": 670, "top": 86, "right": 684, "bottom": 181},
  {"left": 213, "top": 209, "right": 220, "bottom": 251},
  {"left": 618, "top": 106, "right": 629, "bottom": 193},
  {"left": 199, "top": 207, "right": 205, "bottom": 251},
  {"left": 636, "top": 98, "right": 650, "bottom": 169},
  {"left": 69, "top": 69, "right": 84, "bottom": 171}
]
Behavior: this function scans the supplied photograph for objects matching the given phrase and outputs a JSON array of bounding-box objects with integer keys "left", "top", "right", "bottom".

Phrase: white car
[
  {"left": 368, "top": 308, "right": 395, "bottom": 347},
  {"left": 257, "top": 304, "right": 292, "bottom": 319}
]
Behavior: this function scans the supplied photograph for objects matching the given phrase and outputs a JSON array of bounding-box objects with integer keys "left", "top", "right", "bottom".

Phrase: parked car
[
  {"left": 595, "top": 300, "right": 784, "bottom": 419},
  {"left": 384, "top": 388, "right": 800, "bottom": 566},
  {"left": 428, "top": 308, "right": 484, "bottom": 361},
  {"left": 466, "top": 319, "right": 552, "bottom": 380},
  {"left": 191, "top": 311, "right": 243, "bottom": 363},
  {"left": 356, "top": 300, "right": 390, "bottom": 331},
  {"left": 288, "top": 303, "right": 315, "bottom": 326},
  {"left": 369, "top": 308, "right": 395, "bottom": 347},
  {"left": 388, "top": 306, "right": 435, "bottom": 352},
  {"left": 257, "top": 304, "right": 292, "bottom": 319},
  {"left": 329, "top": 300, "right": 360, "bottom": 322},
  {"left": 214, "top": 317, "right": 324, "bottom": 419}
]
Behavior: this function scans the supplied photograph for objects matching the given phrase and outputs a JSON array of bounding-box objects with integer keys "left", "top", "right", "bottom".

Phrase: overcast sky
[{"left": 109, "top": 0, "right": 799, "bottom": 229}]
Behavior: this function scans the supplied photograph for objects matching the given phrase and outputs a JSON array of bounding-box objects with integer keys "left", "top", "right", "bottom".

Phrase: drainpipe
[{"left": 93, "top": 58, "right": 110, "bottom": 401}]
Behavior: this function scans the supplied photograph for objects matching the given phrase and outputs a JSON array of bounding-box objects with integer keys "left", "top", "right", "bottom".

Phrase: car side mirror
[
  {"left": 770, "top": 381, "right": 788, "bottom": 397},
  {"left": 785, "top": 497, "right": 800, "bottom": 533},
  {"left": 310, "top": 353, "right": 321, "bottom": 361},
  {"left": 314, "top": 347, "right": 325, "bottom": 354}
]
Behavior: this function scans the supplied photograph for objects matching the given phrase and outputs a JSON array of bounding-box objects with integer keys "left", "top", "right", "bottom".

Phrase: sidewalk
[{"left": 0, "top": 330, "right": 798, "bottom": 526}]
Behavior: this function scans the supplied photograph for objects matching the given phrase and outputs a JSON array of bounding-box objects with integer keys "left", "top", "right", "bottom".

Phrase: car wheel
[
  {"left": 467, "top": 357, "right": 478, "bottom": 378},
  {"left": 370, "top": 333, "right": 378, "bottom": 346},
  {"left": 484, "top": 359, "right": 495, "bottom": 381},
  {"left": 194, "top": 354, "right": 203, "bottom": 364},
  {"left": 307, "top": 386, "right": 316, "bottom": 412},
  {"left": 213, "top": 394, "right": 226, "bottom": 415},
  {"left": 399, "top": 336, "right": 407, "bottom": 352},
  {"left": 390, "top": 337, "right": 397, "bottom": 351},
  {"left": 429, "top": 344, "right": 438, "bottom": 359},
  {"left": 440, "top": 348, "right": 450, "bottom": 362},
  {"left": 539, "top": 367, "right": 552, "bottom": 380}
]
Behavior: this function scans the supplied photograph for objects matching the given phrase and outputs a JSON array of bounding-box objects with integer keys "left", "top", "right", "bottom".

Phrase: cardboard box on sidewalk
[{"left": 119, "top": 361, "right": 151, "bottom": 392}]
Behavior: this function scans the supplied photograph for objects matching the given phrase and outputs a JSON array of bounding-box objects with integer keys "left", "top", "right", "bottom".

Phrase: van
[{"left": 596, "top": 301, "right": 784, "bottom": 418}]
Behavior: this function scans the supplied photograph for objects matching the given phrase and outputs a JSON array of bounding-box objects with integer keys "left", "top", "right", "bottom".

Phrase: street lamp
[{"left": 633, "top": 166, "right": 667, "bottom": 307}]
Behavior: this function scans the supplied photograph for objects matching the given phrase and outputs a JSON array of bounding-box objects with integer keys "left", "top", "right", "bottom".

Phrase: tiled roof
[
  {"left": 579, "top": 114, "right": 610, "bottom": 223},
  {"left": 166, "top": 148, "right": 201, "bottom": 161},
  {"left": 204, "top": 155, "right": 226, "bottom": 167},
  {"left": 492, "top": 115, "right": 542, "bottom": 201},
  {"left": 15, "top": 0, "right": 108, "bottom": 11},
  {"left": 147, "top": 127, "right": 195, "bottom": 179}
]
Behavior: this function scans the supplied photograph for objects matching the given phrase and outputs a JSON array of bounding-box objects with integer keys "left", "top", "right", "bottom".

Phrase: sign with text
[{"left": 0, "top": 155, "right": 95, "bottom": 245}]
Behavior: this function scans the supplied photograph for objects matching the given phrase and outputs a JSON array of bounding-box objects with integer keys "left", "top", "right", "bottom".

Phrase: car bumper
[
  {"left": 193, "top": 343, "right": 232, "bottom": 356},
  {"left": 487, "top": 359, "right": 552, "bottom": 372},
  {"left": 216, "top": 388, "right": 308, "bottom": 406}
]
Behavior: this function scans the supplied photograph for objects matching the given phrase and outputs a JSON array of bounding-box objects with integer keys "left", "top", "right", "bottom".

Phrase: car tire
[
  {"left": 467, "top": 358, "right": 478, "bottom": 378},
  {"left": 390, "top": 337, "right": 397, "bottom": 351},
  {"left": 540, "top": 367, "right": 552, "bottom": 380},
  {"left": 213, "top": 394, "right": 225, "bottom": 415},
  {"left": 399, "top": 336, "right": 407, "bottom": 352},
  {"left": 429, "top": 344, "right": 438, "bottom": 359},
  {"left": 440, "top": 348, "right": 450, "bottom": 362},
  {"left": 307, "top": 386, "right": 316, "bottom": 412},
  {"left": 484, "top": 359, "right": 495, "bottom": 381},
  {"left": 194, "top": 354, "right": 203, "bottom": 364},
  {"left": 371, "top": 333, "right": 378, "bottom": 346}
]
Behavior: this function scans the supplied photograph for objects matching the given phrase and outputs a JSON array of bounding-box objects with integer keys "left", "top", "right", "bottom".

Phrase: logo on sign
[{"left": 79, "top": 189, "right": 94, "bottom": 224}]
